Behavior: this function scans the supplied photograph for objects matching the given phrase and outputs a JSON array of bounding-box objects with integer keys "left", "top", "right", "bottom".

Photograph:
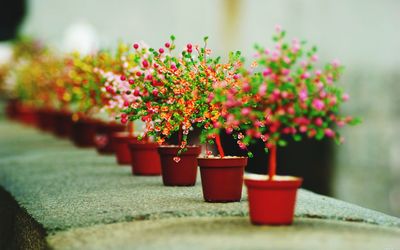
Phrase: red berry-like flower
[
  {"left": 187, "top": 48, "right": 192, "bottom": 53},
  {"left": 121, "top": 113, "right": 127, "bottom": 119},
  {"left": 136, "top": 72, "right": 142, "bottom": 77},
  {"left": 128, "top": 79, "right": 134, "bottom": 84},
  {"left": 187, "top": 43, "right": 192, "bottom": 49},
  {"left": 120, "top": 75, "right": 126, "bottom": 81},
  {"left": 133, "top": 89, "right": 140, "bottom": 96},
  {"left": 142, "top": 60, "right": 149, "bottom": 68},
  {"left": 152, "top": 89, "right": 159, "bottom": 96},
  {"left": 124, "top": 101, "right": 130, "bottom": 107},
  {"left": 133, "top": 43, "right": 139, "bottom": 49},
  {"left": 153, "top": 63, "right": 159, "bottom": 68},
  {"left": 121, "top": 118, "right": 128, "bottom": 124},
  {"left": 165, "top": 42, "right": 170, "bottom": 48},
  {"left": 159, "top": 48, "right": 164, "bottom": 54}
]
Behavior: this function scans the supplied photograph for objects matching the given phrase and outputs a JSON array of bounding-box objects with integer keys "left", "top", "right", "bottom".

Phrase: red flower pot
[
  {"left": 71, "top": 118, "right": 99, "bottom": 147},
  {"left": 5, "top": 99, "right": 19, "bottom": 120},
  {"left": 158, "top": 146, "right": 201, "bottom": 186},
  {"left": 198, "top": 157, "right": 247, "bottom": 202},
  {"left": 244, "top": 175, "right": 302, "bottom": 225},
  {"left": 128, "top": 142, "right": 161, "bottom": 175},
  {"left": 111, "top": 132, "right": 138, "bottom": 165},
  {"left": 17, "top": 105, "right": 37, "bottom": 126},
  {"left": 36, "top": 109, "right": 56, "bottom": 132},
  {"left": 53, "top": 111, "right": 73, "bottom": 138},
  {"left": 94, "top": 122, "right": 126, "bottom": 154}
]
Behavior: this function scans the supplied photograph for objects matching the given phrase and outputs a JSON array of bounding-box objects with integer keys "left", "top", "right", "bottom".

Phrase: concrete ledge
[
  {"left": 47, "top": 217, "right": 400, "bottom": 250},
  {"left": 1, "top": 120, "right": 400, "bottom": 249}
]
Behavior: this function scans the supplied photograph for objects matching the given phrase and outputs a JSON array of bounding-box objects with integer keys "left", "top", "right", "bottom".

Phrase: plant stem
[
  {"left": 178, "top": 128, "right": 182, "bottom": 145},
  {"left": 215, "top": 134, "right": 225, "bottom": 157},
  {"left": 128, "top": 121, "right": 135, "bottom": 136},
  {"left": 269, "top": 145, "right": 277, "bottom": 180}
]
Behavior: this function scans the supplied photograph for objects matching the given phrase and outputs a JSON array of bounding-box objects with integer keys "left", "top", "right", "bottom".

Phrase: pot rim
[
  {"left": 244, "top": 174, "right": 303, "bottom": 189},
  {"left": 128, "top": 141, "right": 159, "bottom": 150},
  {"left": 158, "top": 145, "right": 201, "bottom": 156},
  {"left": 198, "top": 156, "right": 248, "bottom": 168}
]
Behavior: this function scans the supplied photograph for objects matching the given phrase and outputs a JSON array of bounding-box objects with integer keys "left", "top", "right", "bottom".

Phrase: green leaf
[{"left": 278, "top": 140, "right": 287, "bottom": 147}]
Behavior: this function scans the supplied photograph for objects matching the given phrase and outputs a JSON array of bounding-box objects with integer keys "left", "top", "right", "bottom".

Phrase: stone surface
[
  {"left": 1, "top": 119, "right": 400, "bottom": 249},
  {"left": 47, "top": 217, "right": 400, "bottom": 250}
]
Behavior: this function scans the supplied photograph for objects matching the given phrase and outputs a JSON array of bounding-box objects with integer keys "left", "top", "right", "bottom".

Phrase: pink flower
[
  {"left": 332, "top": 59, "right": 341, "bottom": 67},
  {"left": 315, "top": 117, "right": 323, "bottom": 127},
  {"left": 342, "top": 93, "right": 350, "bottom": 101},
  {"left": 281, "top": 68, "right": 290, "bottom": 75},
  {"left": 301, "top": 72, "right": 310, "bottom": 79},
  {"left": 324, "top": 128, "right": 335, "bottom": 138},
  {"left": 262, "top": 68, "right": 272, "bottom": 76},
  {"left": 312, "top": 99, "right": 325, "bottom": 111},
  {"left": 311, "top": 54, "right": 318, "bottom": 62},
  {"left": 299, "top": 126, "right": 307, "bottom": 133},
  {"left": 241, "top": 107, "right": 251, "bottom": 116},
  {"left": 258, "top": 83, "right": 267, "bottom": 96},
  {"left": 242, "top": 82, "right": 251, "bottom": 92},
  {"left": 275, "top": 24, "right": 282, "bottom": 33},
  {"left": 299, "top": 89, "right": 308, "bottom": 101}
]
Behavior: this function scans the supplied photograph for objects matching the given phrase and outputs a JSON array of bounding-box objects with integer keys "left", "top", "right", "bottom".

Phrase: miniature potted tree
[
  {"left": 121, "top": 37, "right": 207, "bottom": 184},
  {"left": 219, "top": 26, "right": 360, "bottom": 224},
  {"left": 99, "top": 43, "right": 144, "bottom": 164},
  {"left": 115, "top": 41, "right": 162, "bottom": 175}
]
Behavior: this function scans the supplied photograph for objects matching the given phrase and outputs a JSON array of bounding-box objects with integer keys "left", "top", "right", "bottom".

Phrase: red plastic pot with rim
[
  {"left": 244, "top": 174, "right": 302, "bottom": 225},
  {"left": 5, "top": 99, "right": 19, "bottom": 120},
  {"left": 94, "top": 122, "right": 126, "bottom": 154},
  {"left": 17, "top": 105, "right": 38, "bottom": 126},
  {"left": 198, "top": 157, "right": 247, "bottom": 202},
  {"left": 128, "top": 142, "right": 161, "bottom": 175},
  {"left": 53, "top": 111, "right": 73, "bottom": 138},
  {"left": 158, "top": 146, "right": 201, "bottom": 186},
  {"left": 71, "top": 118, "right": 99, "bottom": 147},
  {"left": 36, "top": 109, "right": 56, "bottom": 132},
  {"left": 111, "top": 132, "right": 138, "bottom": 165}
]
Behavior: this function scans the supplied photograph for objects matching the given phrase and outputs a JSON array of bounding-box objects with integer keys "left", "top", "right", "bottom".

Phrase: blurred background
[{"left": 1, "top": 0, "right": 399, "bottom": 217}]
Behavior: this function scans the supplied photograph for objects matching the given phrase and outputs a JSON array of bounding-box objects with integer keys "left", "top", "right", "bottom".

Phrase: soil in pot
[
  {"left": 158, "top": 146, "right": 201, "bottom": 186},
  {"left": 71, "top": 118, "right": 99, "bottom": 147},
  {"left": 198, "top": 156, "right": 247, "bottom": 202},
  {"left": 128, "top": 142, "right": 161, "bottom": 175},
  {"left": 244, "top": 174, "right": 302, "bottom": 225},
  {"left": 94, "top": 122, "right": 126, "bottom": 154},
  {"left": 112, "top": 132, "right": 138, "bottom": 165}
]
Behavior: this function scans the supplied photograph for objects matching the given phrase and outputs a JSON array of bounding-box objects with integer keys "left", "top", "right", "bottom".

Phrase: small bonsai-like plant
[
  {"left": 213, "top": 26, "right": 360, "bottom": 179},
  {"left": 119, "top": 36, "right": 242, "bottom": 160}
]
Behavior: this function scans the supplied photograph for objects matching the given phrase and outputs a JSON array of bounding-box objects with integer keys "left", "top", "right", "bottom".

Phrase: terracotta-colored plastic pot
[
  {"left": 17, "top": 105, "right": 37, "bottom": 126},
  {"left": 36, "top": 109, "right": 56, "bottom": 132},
  {"left": 53, "top": 111, "right": 73, "bottom": 138},
  {"left": 198, "top": 157, "right": 247, "bottom": 202},
  {"left": 112, "top": 132, "right": 139, "bottom": 165},
  {"left": 71, "top": 118, "right": 99, "bottom": 147},
  {"left": 158, "top": 146, "right": 201, "bottom": 186},
  {"left": 128, "top": 142, "right": 162, "bottom": 175},
  {"left": 94, "top": 122, "right": 126, "bottom": 154},
  {"left": 5, "top": 99, "right": 19, "bottom": 120},
  {"left": 244, "top": 174, "right": 302, "bottom": 225}
]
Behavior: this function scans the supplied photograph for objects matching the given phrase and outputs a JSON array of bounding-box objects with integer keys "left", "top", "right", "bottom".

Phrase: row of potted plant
[{"left": 1, "top": 27, "right": 360, "bottom": 225}]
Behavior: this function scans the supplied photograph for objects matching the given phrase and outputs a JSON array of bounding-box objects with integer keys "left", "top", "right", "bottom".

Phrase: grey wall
[{"left": 21, "top": 0, "right": 400, "bottom": 216}]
